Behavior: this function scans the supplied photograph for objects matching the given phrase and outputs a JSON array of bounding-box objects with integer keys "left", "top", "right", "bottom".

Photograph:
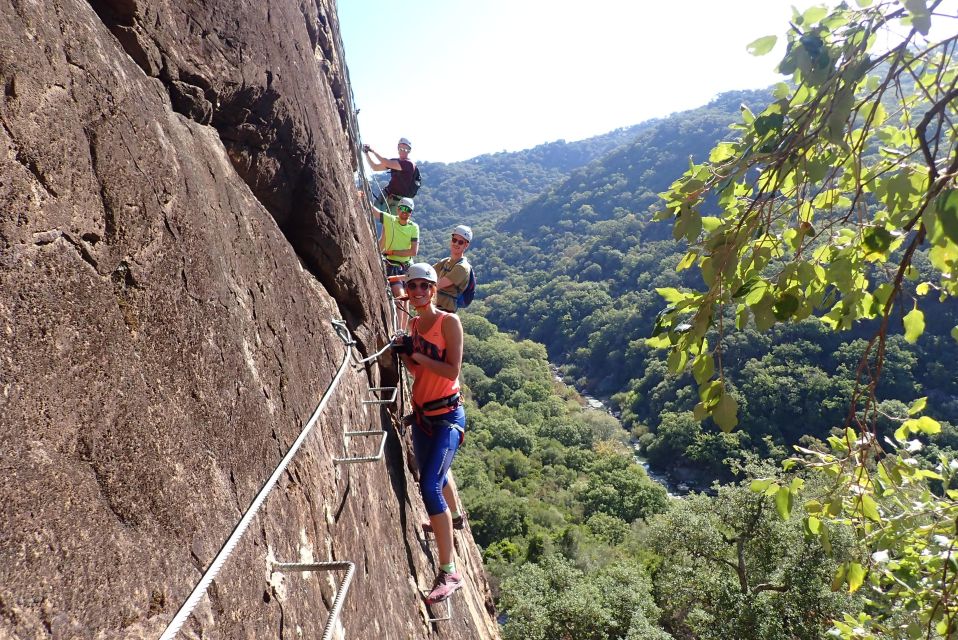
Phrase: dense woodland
[{"left": 392, "top": 2, "right": 958, "bottom": 637}]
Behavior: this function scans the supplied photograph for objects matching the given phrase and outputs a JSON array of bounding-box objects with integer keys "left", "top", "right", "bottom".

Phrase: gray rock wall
[{"left": 0, "top": 1, "right": 498, "bottom": 638}]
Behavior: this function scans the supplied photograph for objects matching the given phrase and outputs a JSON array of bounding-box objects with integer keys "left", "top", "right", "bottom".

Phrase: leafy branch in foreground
[{"left": 651, "top": 0, "right": 958, "bottom": 636}]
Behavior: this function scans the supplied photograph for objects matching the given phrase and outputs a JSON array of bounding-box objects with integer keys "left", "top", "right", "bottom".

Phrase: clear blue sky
[{"left": 339, "top": 0, "right": 819, "bottom": 163}]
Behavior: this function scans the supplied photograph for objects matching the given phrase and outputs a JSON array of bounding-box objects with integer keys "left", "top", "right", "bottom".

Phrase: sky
[{"left": 338, "top": 0, "right": 822, "bottom": 163}]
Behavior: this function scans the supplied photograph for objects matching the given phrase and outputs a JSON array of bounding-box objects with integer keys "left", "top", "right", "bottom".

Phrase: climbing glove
[{"left": 392, "top": 335, "right": 414, "bottom": 356}]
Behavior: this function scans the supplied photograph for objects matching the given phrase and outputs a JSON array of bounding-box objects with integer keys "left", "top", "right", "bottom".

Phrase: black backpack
[{"left": 406, "top": 165, "right": 422, "bottom": 197}]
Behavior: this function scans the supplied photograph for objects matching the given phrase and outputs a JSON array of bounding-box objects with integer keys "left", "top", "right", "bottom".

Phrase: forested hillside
[
  {"left": 416, "top": 86, "right": 958, "bottom": 489},
  {"left": 411, "top": 2, "right": 958, "bottom": 634},
  {"left": 457, "top": 314, "right": 859, "bottom": 639},
  {"left": 378, "top": 123, "right": 653, "bottom": 259}
]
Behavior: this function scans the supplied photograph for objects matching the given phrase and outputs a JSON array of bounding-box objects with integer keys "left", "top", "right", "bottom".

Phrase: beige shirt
[{"left": 433, "top": 257, "right": 470, "bottom": 312}]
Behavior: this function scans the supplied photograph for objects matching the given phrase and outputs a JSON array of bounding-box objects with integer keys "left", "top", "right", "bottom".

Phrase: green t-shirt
[
  {"left": 433, "top": 256, "right": 470, "bottom": 312},
  {"left": 381, "top": 213, "right": 419, "bottom": 265}
]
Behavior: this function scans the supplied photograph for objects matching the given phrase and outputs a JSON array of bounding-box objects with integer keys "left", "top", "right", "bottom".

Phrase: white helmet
[
  {"left": 406, "top": 262, "right": 437, "bottom": 283},
  {"left": 398, "top": 137, "right": 412, "bottom": 149},
  {"left": 398, "top": 197, "right": 414, "bottom": 211},
  {"left": 452, "top": 224, "right": 473, "bottom": 243}
]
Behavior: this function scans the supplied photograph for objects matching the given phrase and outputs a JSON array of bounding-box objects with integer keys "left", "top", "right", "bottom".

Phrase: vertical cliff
[{"left": 0, "top": 1, "right": 499, "bottom": 638}]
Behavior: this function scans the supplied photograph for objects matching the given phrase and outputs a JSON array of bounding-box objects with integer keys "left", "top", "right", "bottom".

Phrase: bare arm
[
  {"left": 385, "top": 239, "right": 419, "bottom": 259},
  {"left": 436, "top": 263, "right": 465, "bottom": 290},
  {"left": 359, "top": 189, "right": 385, "bottom": 223},
  {"left": 410, "top": 314, "right": 462, "bottom": 380},
  {"left": 364, "top": 148, "right": 402, "bottom": 171}
]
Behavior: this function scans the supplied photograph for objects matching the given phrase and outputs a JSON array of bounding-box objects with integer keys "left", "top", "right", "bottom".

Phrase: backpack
[
  {"left": 456, "top": 266, "right": 476, "bottom": 308},
  {"left": 406, "top": 165, "right": 422, "bottom": 197}
]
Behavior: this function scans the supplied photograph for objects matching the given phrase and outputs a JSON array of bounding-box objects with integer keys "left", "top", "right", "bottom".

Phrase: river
[{"left": 552, "top": 366, "right": 688, "bottom": 497}]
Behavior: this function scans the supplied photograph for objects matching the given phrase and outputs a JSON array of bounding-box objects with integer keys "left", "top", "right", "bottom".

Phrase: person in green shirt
[
  {"left": 433, "top": 225, "right": 472, "bottom": 313},
  {"left": 370, "top": 196, "right": 419, "bottom": 330}
]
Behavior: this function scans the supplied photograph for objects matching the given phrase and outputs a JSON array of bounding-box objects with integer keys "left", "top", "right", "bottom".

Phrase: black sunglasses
[{"left": 398, "top": 205, "right": 412, "bottom": 213}]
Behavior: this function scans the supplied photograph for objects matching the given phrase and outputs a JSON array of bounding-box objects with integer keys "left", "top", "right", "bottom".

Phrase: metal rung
[
  {"left": 333, "top": 430, "right": 387, "bottom": 465},
  {"left": 423, "top": 593, "right": 453, "bottom": 622},
  {"left": 362, "top": 386, "right": 398, "bottom": 405},
  {"left": 272, "top": 561, "right": 355, "bottom": 640},
  {"left": 344, "top": 429, "right": 383, "bottom": 436}
]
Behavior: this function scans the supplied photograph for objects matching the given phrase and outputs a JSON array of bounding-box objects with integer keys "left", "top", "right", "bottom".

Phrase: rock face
[{"left": 0, "top": 1, "right": 499, "bottom": 639}]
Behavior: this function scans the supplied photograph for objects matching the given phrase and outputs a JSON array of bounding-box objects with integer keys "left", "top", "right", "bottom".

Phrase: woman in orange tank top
[{"left": 393, "top": 263, "right": 466, "bottom": 605}]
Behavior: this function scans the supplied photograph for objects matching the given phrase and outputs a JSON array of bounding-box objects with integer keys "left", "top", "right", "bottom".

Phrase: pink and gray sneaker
[{"left": 425, "top": 570, "right": 463, "bottom": 604}]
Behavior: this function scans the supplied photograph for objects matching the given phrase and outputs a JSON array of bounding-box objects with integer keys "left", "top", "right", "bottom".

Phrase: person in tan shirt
[{"left": 433, "top": 225, "right": 472, "bottom": 313}]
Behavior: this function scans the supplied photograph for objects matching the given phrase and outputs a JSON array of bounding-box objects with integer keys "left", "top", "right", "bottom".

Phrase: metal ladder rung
[
  {"left": 423, "top": 593, "right": 453, "bottom": 622},
  {"left": 362, "top": 386, "right": 398, "bottom": 405},
  {"left": 333, "top": 430, "right": 387, "bottom": 465},
  {"left": 272, "top": 561, "right": 355, "bottom": 640}
]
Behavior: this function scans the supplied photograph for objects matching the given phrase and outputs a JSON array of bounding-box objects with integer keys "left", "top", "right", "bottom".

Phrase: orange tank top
[{"left": 410, "top": 312, "right": 461, "bottom": 414}]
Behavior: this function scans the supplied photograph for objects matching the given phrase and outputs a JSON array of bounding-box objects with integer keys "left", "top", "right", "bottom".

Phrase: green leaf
[
  {"left": 676, "top": 252, "right": 697, "bottom": 272},
  {"left": 863, "top": 226, "right": 894, "bottom": 257},
  {"left": 773, "top": 293, "right": 800, "bottom": 320},
  {"left": 860, "top": 494, "right": 881, "bottom": 522},
  {"left": 775, "top": 486, "right": 793, "bottom": 520},
  {"left": 847, "top": 562, "right": 866, "bottom": 592},
  {"left": 820, "top": 523, "right": 832, "bottom": 554},
  {"left": 754, "top": 112, "right": 785, "bottom": 137},
  {"left": 667, "top": 348, "right": 688, "bottom": 374},
  {"left": 903, "top": 307, "right": 925, "bottom": 343},
  {"left": 750, "top": 478, "right": 774, "bottom": 493},
  {"left": 908, "top": 397, "right": 927, "bottom": 415},
  {"left": 691, "top": 354, "right": 715, "bottom": 385},
  {"left": 747, "top": 35, "right": 778, "bottom": 56},
  {"left": 952, "top": 326, "right": 958, "bottom": 342},
  {"left": 903, "top": 0, "right": 931, "bottom": 34},
  {"left": 894, "top": 423, "right": 910, "bottom": 442},
  {"left": 807, "top": 515, "right": 821, "bottom": 535},
  {"left": 831, "top": 564, "right": 846, "bottom": 591},
  {"left": 646, "top": 335, "right": 670, "bottom": 349},
  {"left": 802, "top": 5, "right": 829, "bottom": 23},
  {"left": 915, "top": 415, "right": 941, "bottom": 435},
  {"left": 693, "top": 402, "right": 708, "bottom": 421},
  {"left": 935, "top": 189, "right": 958, "bottom": 243},
  {"left": 713, "top": 392, "right": 739, "bottom": 433},
  {"left": 656, "top": 287, "right": 686, "bottom": 303}
]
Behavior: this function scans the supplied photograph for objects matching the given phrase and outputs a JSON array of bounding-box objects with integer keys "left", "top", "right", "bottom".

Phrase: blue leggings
[{"left": 411, "top": 406, "right": 465, "bottom": 516}]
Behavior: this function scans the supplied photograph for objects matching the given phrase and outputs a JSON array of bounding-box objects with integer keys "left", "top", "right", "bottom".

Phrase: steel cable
[{"left": 158, "top": 320, "right": 355, "bottom": 640}]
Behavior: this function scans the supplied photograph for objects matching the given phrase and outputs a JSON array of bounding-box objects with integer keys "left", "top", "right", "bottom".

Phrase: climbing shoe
[
  {"left": 425, "top": 570, "right": 463, "bottom": 605},
  {"left": 421, "top": 514, "right": 466, "bottom": 533}
]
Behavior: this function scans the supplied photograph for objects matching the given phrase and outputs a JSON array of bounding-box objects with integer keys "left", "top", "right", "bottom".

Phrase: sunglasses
[
  {"left": 451, "top": 236, "right": 468, "bottom": 246},
  {"left": 406, "top": 281, "right": 433, "bottom": 291},
  {"left": 398, "top": 206, "right": 412, "bottom": 214}
]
